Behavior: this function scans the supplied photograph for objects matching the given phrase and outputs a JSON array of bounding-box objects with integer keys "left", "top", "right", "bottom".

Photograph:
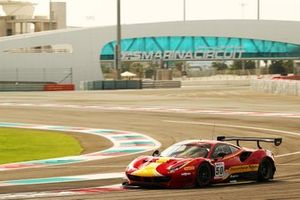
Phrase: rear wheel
[
  {"left": 257, "top": 158, "right": 274, "bottom": 182},
  {"left": 196, "top": 163, "right": 211, "bottom": 187}
]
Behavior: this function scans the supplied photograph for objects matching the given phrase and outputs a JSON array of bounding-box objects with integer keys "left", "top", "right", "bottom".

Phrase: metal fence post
[
  {"left": 70, "top": 67, "right": 73, "bottom": 83},
  {"left": 16, "top": 68, "right": 19, "bottom": 82}
]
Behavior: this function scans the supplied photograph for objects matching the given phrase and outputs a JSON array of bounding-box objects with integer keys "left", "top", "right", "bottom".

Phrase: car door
[{"left": 210, "top": 143, "right": 241, "bottom": 181}]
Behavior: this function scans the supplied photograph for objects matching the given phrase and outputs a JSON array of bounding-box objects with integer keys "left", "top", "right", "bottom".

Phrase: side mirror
[
  {"left": 152, "top": 150, "right": 160, "bottom": 157},
  {"left": 217, "top": 152, "right": 226, "bottom": 158}
]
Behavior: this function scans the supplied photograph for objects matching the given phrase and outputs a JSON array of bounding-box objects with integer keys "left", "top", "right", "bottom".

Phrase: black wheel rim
[
  {"left": 199, "top": 166, "right": 210, "bottom": 184},
  {"left": 261, "top": 161, "right": 269, "bottom": 178}
]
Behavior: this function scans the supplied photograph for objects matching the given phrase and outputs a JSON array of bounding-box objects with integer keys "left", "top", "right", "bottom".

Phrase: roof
[
  {"left": 1, "top": 20, "right": 300, "bottom": 45},
  {"left": 176, "top": 139, "right": 228, "bottom": 146}
]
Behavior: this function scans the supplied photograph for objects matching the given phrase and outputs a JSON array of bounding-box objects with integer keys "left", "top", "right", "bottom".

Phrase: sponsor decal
[
  {"left": 229, "top": 164, "right": 259, "bottom": 174},
  {"left": 181, "top": 172, "right": 192, "bottom": 176},
  {"left": 215, "top": 162, "right": 225, "bottom": 178},
  {"left": 121, "top": 47, "right": 244, "bottom": 61},
  {"left": 183, "top": 166, "right": 195, "bottom": 171}
]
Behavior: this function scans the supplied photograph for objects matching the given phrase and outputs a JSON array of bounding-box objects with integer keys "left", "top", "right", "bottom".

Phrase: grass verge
[{"left": 0, "top": 128, "right": 83, "bottom": 164}]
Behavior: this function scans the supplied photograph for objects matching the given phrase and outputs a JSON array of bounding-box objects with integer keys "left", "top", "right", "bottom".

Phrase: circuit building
[{"left": 0, "top": 20, "right": 300, "bottom": 88}]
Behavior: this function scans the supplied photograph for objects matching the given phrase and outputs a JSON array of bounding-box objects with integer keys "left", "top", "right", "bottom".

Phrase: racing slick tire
[
  {"left": 196, "top": 162, "right": 212, "bottom": 187},
  {"left": 257, "top": 158, "right": 275, "bottom": 182}
]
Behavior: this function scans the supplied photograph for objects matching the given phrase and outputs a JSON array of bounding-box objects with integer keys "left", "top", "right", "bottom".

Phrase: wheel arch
[
  {"left": 197, "top": 160, "right": 215, "bottom": 175},
  {"left": 196, "top": 161, "right": 215, "bottom": 182},
  {"left": 261, "top": 156, "right": 276, "bottom": 173},
  {"left": 257, "top": 156, "right": 276, "bottom": 182}
]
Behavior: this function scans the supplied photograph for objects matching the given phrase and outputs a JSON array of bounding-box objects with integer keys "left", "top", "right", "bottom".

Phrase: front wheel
[
  {"left": 257, "top": 158, "right": 275, "bottom": 182},
  {"left": 196, "top": 163, "right": 212, "bottom": 187}
]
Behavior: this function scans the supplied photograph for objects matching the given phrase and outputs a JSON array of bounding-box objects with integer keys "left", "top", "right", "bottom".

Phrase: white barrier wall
[{"left": 251, "top": 79, "right": 300, "bottom": 96}]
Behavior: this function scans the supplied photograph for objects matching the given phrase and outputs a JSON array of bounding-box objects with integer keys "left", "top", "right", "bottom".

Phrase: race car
[{"left": 124, "top": 136, "right": 282, "bottom": 188}]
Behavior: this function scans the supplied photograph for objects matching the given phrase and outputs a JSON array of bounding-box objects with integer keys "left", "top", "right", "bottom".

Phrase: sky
[{"left": 1, "top": 0, "right": 300, "bottom": 27}]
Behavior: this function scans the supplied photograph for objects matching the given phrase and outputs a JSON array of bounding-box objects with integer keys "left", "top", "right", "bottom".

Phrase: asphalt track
[{"left": 0, "top": 84, "right": 299, "bottom": 199}]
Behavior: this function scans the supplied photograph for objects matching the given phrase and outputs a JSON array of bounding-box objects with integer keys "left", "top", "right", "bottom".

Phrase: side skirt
[{"left": 229, "top": 172, "right": 258, "bottom": 181}]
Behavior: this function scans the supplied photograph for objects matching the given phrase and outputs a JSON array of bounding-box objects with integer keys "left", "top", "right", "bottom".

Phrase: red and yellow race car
[{"left": 124, "top": 136, "right": 282, "bottom": 188}]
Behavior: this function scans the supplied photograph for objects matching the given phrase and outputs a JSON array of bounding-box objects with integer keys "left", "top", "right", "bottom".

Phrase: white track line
[
  {"left": 277, "top": 163, "right": 300, "bottom": 166},
  {"left": 163, "top": 120, "right": 300, "bottom": 158},
  {"left": 163, "top": 120, "right": 300, "bottom": 137},
  {"left": 276, "top": 151, "right": 300, "bottom": 158},
  {"left": 0, "top": 184, "right": 125, "bottom": 200},
  {"left": 0, "top": 173, "right": 124, "bottom": 187},
  {"left": 1, "top": 102, "right": 299, "bottom": 119}
]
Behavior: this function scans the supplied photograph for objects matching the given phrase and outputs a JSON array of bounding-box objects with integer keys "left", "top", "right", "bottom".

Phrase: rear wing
[{"left": 217, "top": 136, "right": 282, "bottom": 149}]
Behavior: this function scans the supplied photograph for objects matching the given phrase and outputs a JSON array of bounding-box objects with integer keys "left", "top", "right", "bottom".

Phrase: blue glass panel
[{"left": 100, "top": 36, "right": 300, "bottom": 60}]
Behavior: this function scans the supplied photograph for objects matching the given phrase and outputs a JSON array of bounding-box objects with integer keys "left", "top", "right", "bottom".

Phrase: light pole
[
  {"left": 257, "top": 0, "right": 260, "bottom": 20},
  {"left": 257, "top": 0, "right": 261, "bottom": 75},
  {"left": 183, "top": 0, "right": 186, "bottom": 21},
  {"left": 240, "top": 2, "right": 246, "bottom": 19},
  {"left": 49, "top": 0, "right": 53, "bottom": 30},
  {"left": 115, "top": 0, "right": 122, "bottom": 80}
]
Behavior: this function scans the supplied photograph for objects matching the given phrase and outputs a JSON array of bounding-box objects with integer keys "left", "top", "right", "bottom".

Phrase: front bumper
[
  {"left": 127, "top": 174, "right": 171, "bottom": 187},
  {"left": 126, "top": 173, "right": 195, "bottom": 188},
  {"left": 127, "top": 174, "right": 171, "bottom": 183}
]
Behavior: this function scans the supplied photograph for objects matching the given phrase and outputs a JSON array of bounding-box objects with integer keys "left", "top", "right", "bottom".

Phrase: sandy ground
[{"left": 0, "top": 84, "right": 299, "bottom": 199}]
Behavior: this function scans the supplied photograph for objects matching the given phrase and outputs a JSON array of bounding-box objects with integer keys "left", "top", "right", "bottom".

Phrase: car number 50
[{"left": 215, "top": 162, "right": 225, "bottom": 177}]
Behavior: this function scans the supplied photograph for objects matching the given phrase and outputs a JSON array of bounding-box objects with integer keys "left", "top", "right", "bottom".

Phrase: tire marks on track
[
  {"left": 0, "top": 103, "right": 299, "bottom": 119},
  {"left": 0, "top": 184, "right": 126, "bottom": 200}
]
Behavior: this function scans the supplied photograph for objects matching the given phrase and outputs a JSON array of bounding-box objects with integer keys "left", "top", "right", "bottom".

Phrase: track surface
[{"left": 0, "top": 84, "right": 299, "bottom": 199}]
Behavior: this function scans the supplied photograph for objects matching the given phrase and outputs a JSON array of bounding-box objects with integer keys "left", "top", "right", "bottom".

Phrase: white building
[{"left": 0, "top": 20, "right": 300, "bottom": 89}]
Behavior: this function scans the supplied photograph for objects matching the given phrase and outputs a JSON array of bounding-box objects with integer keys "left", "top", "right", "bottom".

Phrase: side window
[
  {"left": 229, "top": 145, "right": 239, "bottom": 154},
  {"left": 211, "top": 144, "right": 232, "bottom": 159}
]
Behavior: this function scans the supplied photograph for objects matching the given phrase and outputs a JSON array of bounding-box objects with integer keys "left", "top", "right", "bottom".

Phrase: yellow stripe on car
[
  {"left": 228, "top": 164, "right": 259, "bottom": 174},
  {"left": 132, "top": 163, "right": 163, "bottom": 177}
]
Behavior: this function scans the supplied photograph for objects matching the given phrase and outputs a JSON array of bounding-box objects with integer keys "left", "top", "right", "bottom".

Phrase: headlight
[
  {"left": 168, "top": 162, "right": 185, "bottom": 173},
  {"left": 126, "top": 160, "right": 137, "bottom": 171},
  {"left": 126, "top": 157, "right": 149, "bottom": 171}
]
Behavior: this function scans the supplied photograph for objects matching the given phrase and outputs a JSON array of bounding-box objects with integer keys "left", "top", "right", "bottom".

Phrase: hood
[{"left": 129, "top": 156, "right": 194, "bottom": 177}]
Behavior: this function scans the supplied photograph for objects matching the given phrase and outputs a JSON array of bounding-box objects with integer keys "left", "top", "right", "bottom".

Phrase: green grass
[{"left": 0, "top": 128, "right": 83, "bottom": 164}]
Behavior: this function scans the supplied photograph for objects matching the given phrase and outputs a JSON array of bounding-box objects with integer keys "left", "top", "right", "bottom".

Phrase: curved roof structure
[
  {"left": 100, "top": 36, "right": 300, "bottom": 61},
  {"left": 0, "top": 20, "right": 300, "bottom": 88}
]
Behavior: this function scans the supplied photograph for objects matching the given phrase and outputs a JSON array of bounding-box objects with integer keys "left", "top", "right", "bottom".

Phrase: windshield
[{"left": 160, "top": 143, "right": 211, "bottom": 158}]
